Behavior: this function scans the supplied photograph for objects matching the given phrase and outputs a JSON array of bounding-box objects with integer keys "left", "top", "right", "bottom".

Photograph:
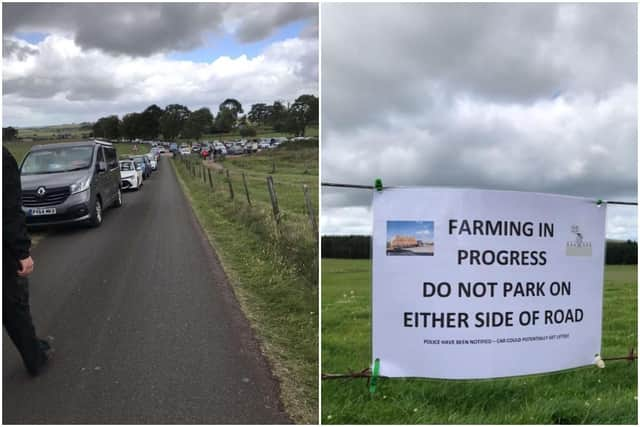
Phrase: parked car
[
  {"left": 20, "top": 140, "right": 122, "bottom": 227},
  {"left": 145, "top": 153, "right": 158, "bottom": 171},
  {"left": 213, "top": 144, "right": 227, "bottom": 157},
  {"left": 119, "top": 159, "right": 143, "bottom": 190},
  {"left": 169, "top": 142, "right": 178, "bottom": 155},
  {"left": 179, "top": 144, "right": 191, "bottom": 155},
  {"left": 229, "top": 144, "right": 245, "bottom": 155},
  {"left": 131, "top": 155, "right": 151, "bottom": 179},
  {"left": 191, "top": 143, "right": 201, "bottom": 153},
  {"left": 246, "top": 141, "right": 258, "bottom": 153}
]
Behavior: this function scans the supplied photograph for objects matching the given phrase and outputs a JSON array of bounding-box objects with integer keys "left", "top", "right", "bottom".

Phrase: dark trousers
[{"left": 3, "top": 274, "right": 46, "bottom": 375}]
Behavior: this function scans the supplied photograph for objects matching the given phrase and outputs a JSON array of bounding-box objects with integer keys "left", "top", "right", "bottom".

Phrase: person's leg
[{"left": 3, "top": 275, "right": 47, "bottom": 375}]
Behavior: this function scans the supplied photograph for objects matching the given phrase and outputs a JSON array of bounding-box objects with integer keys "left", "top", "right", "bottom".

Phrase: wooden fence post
[
  {"left": 226, "top": 169, "right": 234, "bottom": 199},
  {"left": 303, "top": 184, "right": 317, "bottom": 236},
  {"left": 242, "top": 172, "right": 252, "bottom": 206},
  {"left": 207, "top": 168, "right": 213, "bottom": 188},
  {"left": 266, "top": 176, "right": 280, "bottom": 225}
]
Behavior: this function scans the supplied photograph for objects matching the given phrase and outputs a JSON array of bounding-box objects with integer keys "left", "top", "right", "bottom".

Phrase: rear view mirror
[{"left": 98, "top": 161, "right": 107, "bottom": 172}]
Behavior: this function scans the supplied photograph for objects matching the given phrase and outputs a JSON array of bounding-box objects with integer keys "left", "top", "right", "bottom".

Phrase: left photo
[{"left": 2, "top": 3, "right": 318, "bottom": 424}]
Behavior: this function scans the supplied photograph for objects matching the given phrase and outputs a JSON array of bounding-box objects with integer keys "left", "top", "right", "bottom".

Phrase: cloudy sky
[
  {"left": 322, "top": 3, "right": 637, "bottom": 240},
  {"left": 3, "top": 3, "right": 318, "bottom": 127}
]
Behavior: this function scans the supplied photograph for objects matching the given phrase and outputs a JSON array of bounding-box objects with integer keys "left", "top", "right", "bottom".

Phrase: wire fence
[
  {"left": 176, "top": 154, "right": 319, "bottom": 286},
  {"left": 181, "top": 155, "right": 318, "bottom": 236}
]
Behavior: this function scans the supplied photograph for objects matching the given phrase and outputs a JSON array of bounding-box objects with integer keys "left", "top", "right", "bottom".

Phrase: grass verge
[
  {"left": 322, "top": 259, "right": 637, "bottom": 424},
  {"left": 173, "top": 158, "right": 318, "bottom": 424}
]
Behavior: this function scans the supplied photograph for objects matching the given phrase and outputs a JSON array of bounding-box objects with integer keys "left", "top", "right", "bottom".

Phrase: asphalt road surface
[{"left": 3, "top": 157, "right": 291, "bottom": 424}]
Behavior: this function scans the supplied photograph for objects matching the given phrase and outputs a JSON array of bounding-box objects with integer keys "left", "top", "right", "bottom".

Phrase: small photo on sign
[{"left": 386, "top": 221, "right": 434, "bottom": 256}]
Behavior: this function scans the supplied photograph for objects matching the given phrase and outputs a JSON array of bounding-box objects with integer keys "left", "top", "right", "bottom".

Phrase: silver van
[{"left": 20, "top": 140, "right": 123, "bottom": 227}]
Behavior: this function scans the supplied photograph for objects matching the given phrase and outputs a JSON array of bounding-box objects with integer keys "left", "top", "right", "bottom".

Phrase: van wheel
[
  {"left": 89, "top": 198, "right": 103, "bottom": 227},
  {"left": 114, "top": 188, "right": 123, "bottom": 208}
]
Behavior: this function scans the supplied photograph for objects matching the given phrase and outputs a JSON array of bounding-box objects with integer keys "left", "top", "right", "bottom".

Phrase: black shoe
[
  {"left": 38, "top": 339, "right": 51, "bottom": 352},
  {"left": 28, "top": 339, "right": 54, "bottom": 377}
]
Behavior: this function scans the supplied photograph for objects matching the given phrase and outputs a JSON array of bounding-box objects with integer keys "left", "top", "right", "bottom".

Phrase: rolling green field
[
  {"left": 172, "top": 144, "right": 318, "bottom": 424},
  {"left": 322, "top": 260, "right": 637, "bottom": 424},
  {"left": 13, "top": 123, "right": 91, "bottom": 141}
]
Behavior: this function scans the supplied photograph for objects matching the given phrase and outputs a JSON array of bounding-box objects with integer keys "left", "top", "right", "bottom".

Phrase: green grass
[
  {"left": 173, "top": 155, "right": 318, "bottom": 424},
  {"left": 322, "top": 260, "right": 637, "bottom": 424},
  {"left": 14, "top": 123, "right": 91, "bottom": 140},
  {"left": 216, "top": 141, "right": 318, "bottom": 219}
]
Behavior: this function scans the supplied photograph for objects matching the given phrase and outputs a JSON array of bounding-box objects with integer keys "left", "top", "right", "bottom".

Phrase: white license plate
[{"left": 29, "top": 207, "right": 56, "bottom": 216}]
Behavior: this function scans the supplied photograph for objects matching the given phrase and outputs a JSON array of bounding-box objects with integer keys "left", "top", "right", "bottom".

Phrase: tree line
[
  {"left": 322, "top": 235, "right": 638, "bottom": 264},
  {"left": 93, "top": 94, "right": 318, "bottom": 141}
]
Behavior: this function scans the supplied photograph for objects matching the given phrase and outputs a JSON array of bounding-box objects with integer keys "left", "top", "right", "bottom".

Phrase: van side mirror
[{"left": 98, "top": 161, "right": 107, "bottom": 172}]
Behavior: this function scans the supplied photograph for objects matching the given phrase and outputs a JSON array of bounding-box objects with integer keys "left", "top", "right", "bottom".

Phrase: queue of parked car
[
  {"left": 18, "top": 139, "right": 165, "bottom": 229},
  {"left": 172, "top": 137, "right": 293, "bottom": 160},
  {"left": 122, "top": 135, "right": 315, "bottom": 164}
]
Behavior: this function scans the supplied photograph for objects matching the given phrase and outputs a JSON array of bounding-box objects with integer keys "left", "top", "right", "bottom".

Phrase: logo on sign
[
  {"left": 566, "top": 225, "right": 592, "bottom": 256},
  {"left": 36, "top": 186, "right": 46, "bottom": 197}
]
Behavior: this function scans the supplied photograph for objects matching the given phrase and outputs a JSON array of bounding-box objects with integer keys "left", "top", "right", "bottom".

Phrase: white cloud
[
  {"left": 322, "top": 3, "right": 637, "bottom": 240},
  {"left": 3, "top": 34, "right": 318, "bottom": 126}
]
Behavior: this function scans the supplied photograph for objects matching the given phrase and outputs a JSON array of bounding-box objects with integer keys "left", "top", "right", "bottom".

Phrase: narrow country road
[{"left": 3, "top": 156, "right": 291, "bottom": 424}]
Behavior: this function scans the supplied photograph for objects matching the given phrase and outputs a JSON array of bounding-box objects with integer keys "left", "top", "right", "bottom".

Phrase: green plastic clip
[
  {"left": 369, "top": 358, "right": 380, "bottom": 394},
  {"left": 596, "top": 199, "right": 604, "bottom": 206},
  {"left": 374, "top": 178, "right": 383, "bottom": 192}
]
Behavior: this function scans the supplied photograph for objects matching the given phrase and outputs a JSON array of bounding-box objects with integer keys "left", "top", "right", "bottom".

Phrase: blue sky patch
[
  {"left": 14, "top": 31, "right": 48, "bottom": 44},
  {"left": 168, "top": 19, "right": 307, "bottom": 63}
]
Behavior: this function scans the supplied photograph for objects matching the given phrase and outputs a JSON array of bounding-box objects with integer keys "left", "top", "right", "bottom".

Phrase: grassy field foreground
[
  {"left": 173, "top": 152, "right": 318, "bottom": 424},
  {"left": 322, "top": 260, "right": 637, "bottom": 424}
]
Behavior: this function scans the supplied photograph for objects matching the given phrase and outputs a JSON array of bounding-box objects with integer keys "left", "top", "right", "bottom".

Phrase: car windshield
[
  {"left": 120, "top": 161, "right": 134, "bottom": 171},
  {"left": 21, "top": 146, "right": 94, "bottom": 175}
]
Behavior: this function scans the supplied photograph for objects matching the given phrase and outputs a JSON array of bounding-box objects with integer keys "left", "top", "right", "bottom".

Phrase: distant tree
[
  {"left": 248, "top": 103, "right": 271, "bottom": 125},
  {"left": 182, "top": 107, "right": 214, "bottom": 140},
  {"left": 160, "top": 104, "right": 190, "bottom": 140},
  {"left": 93, "top": 115, "right": 120, "bottom": 140},
  {"left": 213, "top": 108, "right": 235, "bottom": 133},
  {"left": 219, "top": 98, "right": 243, "bottom": 120},
  {"left": 120, "top": 113, "right": 143, "bottom": 140},
  {"left": 239, "top": 126, "right": 257, "bottom": 137},
  {"left": 270, "top": 100, "right": 287, "bottom": 131},
  {"left": 3, "top": 127, "right": 18, "bottom": 141},
  {"left": 286, "top": 94, "right": 319, "bottom": 136},
  {"left": 139, "top": 104, "right": 163, "bottom": 139}
]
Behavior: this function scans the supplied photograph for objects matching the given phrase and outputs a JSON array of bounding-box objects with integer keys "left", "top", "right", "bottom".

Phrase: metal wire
[{"left": 321, "top": 182, "right": 637, "bottom": 205}]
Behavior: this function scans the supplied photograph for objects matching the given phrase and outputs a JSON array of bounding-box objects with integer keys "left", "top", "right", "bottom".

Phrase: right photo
[{"left": 321, "top": 3, "right": 637, "bottom": 425}]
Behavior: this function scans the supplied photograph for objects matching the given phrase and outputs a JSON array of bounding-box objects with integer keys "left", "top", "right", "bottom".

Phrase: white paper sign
[{"left": 372, "top": 188, "right": 606, "bottom": 379}]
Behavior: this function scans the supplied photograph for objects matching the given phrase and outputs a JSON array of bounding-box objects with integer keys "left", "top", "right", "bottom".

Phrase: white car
[
  {"left": 145, "top": 153, "right": 158, "bottom": 170},
  {"left": 179, "top": 144, "right": 191, "bottom": 155},
  {"left": 119, "top": 160, "right": 143, "bottom": 190}
]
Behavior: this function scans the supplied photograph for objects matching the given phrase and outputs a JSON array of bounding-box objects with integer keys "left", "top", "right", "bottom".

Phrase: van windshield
[{"left": 21, "top": 146, "right": 94, "bottom": 175}]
